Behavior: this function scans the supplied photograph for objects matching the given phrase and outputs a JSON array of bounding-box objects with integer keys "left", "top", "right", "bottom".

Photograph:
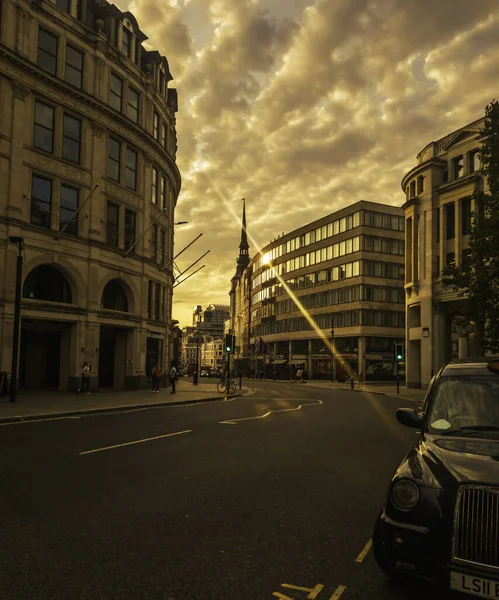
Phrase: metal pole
[
  {"left": 172, "top": 264, "right": 206, "bottom": 288},
  {"left": 9, "top": 238, "right": 24, "bottom": 402},
  {"left": 173, "top": 233, "right": 203, "bottom": 260},
  {"left": 396, "top": 357, "right": 400, "bottom": 394},
  {"left": 194, "top": 329, "right": 199, "bottom": 385}
]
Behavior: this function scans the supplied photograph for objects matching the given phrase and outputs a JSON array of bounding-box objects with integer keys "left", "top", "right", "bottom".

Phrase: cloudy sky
[{"left": 116, "top": 0, "right": 499, "bottom": 327}]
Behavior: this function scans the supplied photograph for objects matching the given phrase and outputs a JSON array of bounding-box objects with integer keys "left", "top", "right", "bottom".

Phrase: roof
[{"left": 441, "top": 357, "right": 499, "bottom": 376}]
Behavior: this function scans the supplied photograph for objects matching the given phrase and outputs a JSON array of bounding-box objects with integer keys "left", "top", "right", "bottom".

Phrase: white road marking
[
  {"left": 79, "top": 429, "right": 193, "bottom": 455},
  {"left": 219, "top": 400, "right": 323, "bottom": 424},
  {"left": 329, "top": 585, "right": 347, "bottom": 600},
  {"left": 356, "top": 539, "right": 372, "bottom": 562}
]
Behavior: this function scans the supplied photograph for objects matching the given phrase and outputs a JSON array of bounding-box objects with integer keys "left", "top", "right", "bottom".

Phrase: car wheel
[{"left": 372, "top": 512, "right": 402, "bottom": 580}]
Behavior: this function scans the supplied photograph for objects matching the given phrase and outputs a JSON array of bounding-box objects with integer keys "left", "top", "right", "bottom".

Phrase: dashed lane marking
[
  {"left": 355, "top": 539, "right": 372, "bottom": 563},
  {"left": 79, "top": 429, "right": 193, "bottom": 455},
  {"left": 219, "top": 400, "right": 323, "bottom": 424},
  {"left": 329, "top": 585, "right": 347, "bottom": 600}
]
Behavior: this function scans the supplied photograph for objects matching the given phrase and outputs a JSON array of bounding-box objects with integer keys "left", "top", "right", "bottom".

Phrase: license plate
[{"left": 451, "top": 572, "right": 499, "bottom": 599}]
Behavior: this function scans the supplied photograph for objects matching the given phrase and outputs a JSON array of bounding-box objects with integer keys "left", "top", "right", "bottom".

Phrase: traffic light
[
  {"left": 395, "top": 343, "right": 404, "bottom": 362},
  {"left": 225, "top": 333, "right": 234, "bottom": 354}
]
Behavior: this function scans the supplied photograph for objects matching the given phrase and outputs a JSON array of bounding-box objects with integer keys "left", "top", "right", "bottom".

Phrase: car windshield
[{"left": 427, "top": 375, "right": 499, "bottom": 435}]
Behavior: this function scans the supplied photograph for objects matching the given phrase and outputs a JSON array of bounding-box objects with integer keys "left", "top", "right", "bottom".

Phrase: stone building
[
  {"left": 402, "top": 117, "right": 485, "bottom": 388},
  {"left": 0, "top": 0, "right": 181, "bottom": 390},
  {"left": 228, "top": 200, "right": 251, "bottom": 372},
  {"left": 249, "top": 201, "right": 405, "bottom": 380}
]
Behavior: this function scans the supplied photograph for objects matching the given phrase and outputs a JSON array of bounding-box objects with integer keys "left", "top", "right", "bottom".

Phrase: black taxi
[{"left": 373, "top": 358, "right": 499, "bottom": 599}]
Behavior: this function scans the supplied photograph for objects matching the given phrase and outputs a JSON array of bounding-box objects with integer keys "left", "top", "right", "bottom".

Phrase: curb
[{"left": 0, "top": 392, "right": 243, "bottom": 424}]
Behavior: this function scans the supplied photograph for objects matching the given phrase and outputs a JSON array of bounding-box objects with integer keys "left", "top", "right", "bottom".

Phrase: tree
[{"left": 441, "top": 99, "right": 499, "bottom": 353}]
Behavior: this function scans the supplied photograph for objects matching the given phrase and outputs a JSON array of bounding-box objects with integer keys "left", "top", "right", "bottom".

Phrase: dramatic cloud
[{"left": 116, "top": 0, "right": 499, "bottom": 326}]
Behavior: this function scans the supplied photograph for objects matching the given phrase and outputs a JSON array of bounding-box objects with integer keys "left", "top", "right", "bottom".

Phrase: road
[{"left": 0, "top": 381, "right": 460, "bottom": 600}]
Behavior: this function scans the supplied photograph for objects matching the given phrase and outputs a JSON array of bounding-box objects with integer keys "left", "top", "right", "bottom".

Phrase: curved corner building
[
  {"left": 0, "top": 0, "right": 181, "bottom": 391},
  {"left": 249, "top": 201, "right": 406, "bottom": 380}
]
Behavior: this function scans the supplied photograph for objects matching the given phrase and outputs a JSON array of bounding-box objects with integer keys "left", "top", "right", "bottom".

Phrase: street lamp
[
  {"left": 193, "top": 324, "right": 201, "bottom": 385},
  {"left": 9, "top": 236, "right": 24, "bottom": 403},
  {"left": 174, "top": 221, "right": 188, "bottom": 225},
  {"left": 331, "top": 322, "right": 335, "bottom": 384}
]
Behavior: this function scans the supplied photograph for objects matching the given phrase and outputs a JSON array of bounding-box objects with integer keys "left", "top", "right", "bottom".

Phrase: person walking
[
  {"left": 151, "top": 364, "right": 161, "bottom": 393},
  {"left": 169, "top": 363, "right": 177, "bottom": 394},
  {"left": 357, "top": 371, "right": 364, "bottom": 390},
  {"left": 77, "top": 361, "right": 91, "bottom": 396}
]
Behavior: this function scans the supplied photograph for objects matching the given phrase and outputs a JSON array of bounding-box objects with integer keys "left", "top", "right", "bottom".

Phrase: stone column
[
  {"left": 357, "top": 336, "right": 366, "bottom": 379},
  {"left": 455, "top": 199, "right": 462, "bottom": 265},
  {"left": 8, "top": 82, "right": 31, "bottom": 220},
  {"left": 308, "top": 339, "right": 313, "bottom": 380},
  {"left": 458, "top": 334, "right": 469, "bottom": 360}
]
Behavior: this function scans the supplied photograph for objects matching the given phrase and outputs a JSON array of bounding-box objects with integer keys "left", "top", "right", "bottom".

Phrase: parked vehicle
[{"left": 373, "top": 358, "right": 499, "bottom": 598}]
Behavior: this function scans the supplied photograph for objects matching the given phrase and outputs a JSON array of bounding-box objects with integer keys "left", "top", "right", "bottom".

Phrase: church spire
[{"left": 237, "top": 198, "right": 250, "bottom": 269}]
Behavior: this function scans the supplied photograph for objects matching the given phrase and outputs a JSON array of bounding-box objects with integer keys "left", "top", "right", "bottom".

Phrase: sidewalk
[{"left": 0, "top": 380, "right": 248, "bottom": 424}]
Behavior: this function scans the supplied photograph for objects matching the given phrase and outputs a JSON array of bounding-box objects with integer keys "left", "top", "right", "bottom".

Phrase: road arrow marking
[
  {"left": 282, "top": 582, "right": 324, "bottom": 598},
  {"left": 329, "top": 585, "right": 347, "bottom": 600}
]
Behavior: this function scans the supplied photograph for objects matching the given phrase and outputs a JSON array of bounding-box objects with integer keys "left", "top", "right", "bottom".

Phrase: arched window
[
  {"left": 101, "top": 279, "right": 129, "bottom": 312},
  {"left": 23, "top": 265, "right": 72, "bottom": 303}
]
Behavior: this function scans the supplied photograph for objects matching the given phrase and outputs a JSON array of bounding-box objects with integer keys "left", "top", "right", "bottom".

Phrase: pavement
[
  {"left": 0, "top": 378, "right": 249, "bottom": 423},
  {"left": 0, "top": 378, "right": 425, "bottom": 424},
  {"left": 0, "top": 381, "right": 455, "bottom": 600}
]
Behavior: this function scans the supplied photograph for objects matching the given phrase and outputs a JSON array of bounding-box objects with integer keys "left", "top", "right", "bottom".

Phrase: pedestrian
[
  {"left": 358, "top": 371, "right": 364, "bottom": 390},
  {"left": 77, "top": 361, "right": 91, "bottom": 396},
  {"left": 169, "top": 363, "right": 177, "bottom": 394},
  {"left": 151, "top": 364, "right": 161, "bottom": 393}
]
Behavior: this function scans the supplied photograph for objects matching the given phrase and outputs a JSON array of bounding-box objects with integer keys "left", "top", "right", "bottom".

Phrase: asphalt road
[{"left": 0, "top": 382, "right": 462, "bottom": 600}]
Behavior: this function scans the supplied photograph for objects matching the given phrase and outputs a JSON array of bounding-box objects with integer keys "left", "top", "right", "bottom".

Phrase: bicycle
[{"left": 217, "top": 378, "right": 236, "bottom": 394}]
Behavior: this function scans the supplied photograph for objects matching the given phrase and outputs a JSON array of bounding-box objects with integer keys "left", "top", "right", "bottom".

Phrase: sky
[{"left": 115, "top": 0, "right": 499, "bottom": 328}]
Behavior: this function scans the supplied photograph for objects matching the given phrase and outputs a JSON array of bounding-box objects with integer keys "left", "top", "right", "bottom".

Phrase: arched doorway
[
  {"left": 20, "top": 265, "right": 74, "bottom": 390},
  {"left": 99, "top": 279, "right": 132, "bottom": 387}
]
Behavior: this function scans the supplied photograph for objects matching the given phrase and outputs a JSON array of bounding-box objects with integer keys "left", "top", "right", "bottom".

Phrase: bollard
[
  {"left": 239, "top": 372, "right": 242, "bottom": 390},
  {"left": 350, "top": 376, "right": 354, "bottom": 390}
]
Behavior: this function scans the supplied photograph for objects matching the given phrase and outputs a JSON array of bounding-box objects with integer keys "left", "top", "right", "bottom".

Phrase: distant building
[
  {"left": 0, "top": 0, "right": 181, "bottom": 391},
  {"left": 203, "top": 339, "right": 224, "bottom": 369},
  {"left": 249, "top": 201, "right": 405, "bottom": 380},
  {"left": 182, "top": 304, "right": 229, "bottom": 373},
  {"left": 402, "top": 117, "right": 485, "bottom": 388}
]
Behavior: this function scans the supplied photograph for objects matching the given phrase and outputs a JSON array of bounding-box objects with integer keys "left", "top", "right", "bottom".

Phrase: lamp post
[
  {"left": 9, "top": 236, "right": 24, "bottom": 403},
  {"left": 331, "top": 323, "right": 335, "bottom": 384},
  {"left": 193, "top": 326, "right": 200, "bottom": 385}
]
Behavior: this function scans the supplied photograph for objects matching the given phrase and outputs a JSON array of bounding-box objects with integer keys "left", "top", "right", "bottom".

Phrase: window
[
  {"left": 127, "top": 87, "right": 139, "bottom": 123},
  {"left": 37, "top": 28, "right": 58, "bottom": 75},
  {"left": 153, "top": 112, "right": 159, "bottom": 140},
  {"left": 62, "top": 114, "right": 81, "bottom": 163},
  {"left": 152, "top": 224, "right": 158, "bottom": 261},
  {"left": 56, "top": 0, "right": 70, "bottom": 12},
  {"left": 160, "top": 229, "right": 165, "bottom": 266},
  {"left": 122, "top": 27, "right": 131, "bottom": 57},
  {"left": 60, "top": 185, "right": 78, "bottom": 234},
  {"left": 151, "top": 168, "right": 158, "bottom": 204},
  {"left": 469, "top": 149, "right": 480, "bottom": 173},
  {"left": 446, "top": 252, "right": 455, "bottom": 266},
  {"left": 106, "top": 201, "right": 119, "bottom": 246},
  {"left": 161, "top": 123, "right": 167, "bottom": 147},
  {"left": 461, "top": 197, "right": 472, "bottom": 236},
  {"left": 409, "top": 181, "right": 416, "bottom": 198},
  {"left": 453, "top": 155, "right": 463, "bottom": 179},
  {"left": 65, "top": 45, "right": 83, "bottom": 89},
  {"left": 445, "top": 203, "right": 455, "bottom": 240},
  {"left": 33, "top": 101, "right": 54, "bottom": 152},
  {"left": 125, "top": 148, "right": 137, "bottom": 189},
  {"left": 155, "top": 282, "right": 160, "bottom": 319},
  {"left": 124, "top": 209, "right": 136, "bottom": 251},
  {"left": 108, "top": 137, "right": 121, "bottom": 181},
  {"left": 147, "top": 280, "right": 153, "bottom": 318},
  {"left": 30, "top": 175, "right": 52, "bottom": 228},
  {"left": 417, "top": 176, "right": 424, "bottom": 194},
  {"left": 160, "top": 175, "right": 165, "bottom": 209},
  {"left": 109, "top": 73, "right": 123, "bottom": 112}
]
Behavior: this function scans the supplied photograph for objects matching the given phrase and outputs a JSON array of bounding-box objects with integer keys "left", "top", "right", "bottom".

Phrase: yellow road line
[
  {"left": 282, "top": 583, "right": 324, "bottom": 598},
  {"left": 79, "top": 429, "right": 192, "bottom": 455},
  {"left": 329, "top": 585, "right": 347, "bottom": 600},
  {"left": 219, "top": 400, "right": 323, "bottom": 424},
  {"left": 356, "top": 539, "right": 372, "bottom": 563}
]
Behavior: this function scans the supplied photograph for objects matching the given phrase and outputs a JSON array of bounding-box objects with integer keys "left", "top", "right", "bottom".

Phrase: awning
[
  {"left": 288, "top": 359, "right": 306, "bottom": 365},
  {"left": 271, "top": 359, "right": 288, "bottom": 365}
]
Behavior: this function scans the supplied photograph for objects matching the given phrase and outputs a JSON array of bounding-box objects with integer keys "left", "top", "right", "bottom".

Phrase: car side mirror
[{"left": 396, "top": 408, "right": 424, "bottom": 429}]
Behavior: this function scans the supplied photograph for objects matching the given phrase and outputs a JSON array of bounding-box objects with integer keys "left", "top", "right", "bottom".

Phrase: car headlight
[{"left": 391, "top": 479, "right": 420, "bottom": 510}]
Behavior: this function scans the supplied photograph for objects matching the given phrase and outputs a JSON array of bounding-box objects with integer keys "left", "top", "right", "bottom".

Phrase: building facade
[
  {"left": 249, "top": 201, "right": 406, "bottom": 380},
  {"left": 202, "top": 339, "right": 224, "bottom": 370},
  {"left": 0, "top": 0, "right": 181, "bottom": 390},
  {"left": 401, "top": 118, "right": 485, "bottom": 388}
]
